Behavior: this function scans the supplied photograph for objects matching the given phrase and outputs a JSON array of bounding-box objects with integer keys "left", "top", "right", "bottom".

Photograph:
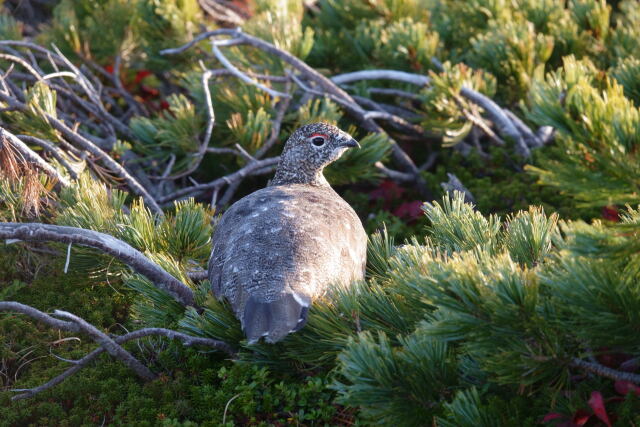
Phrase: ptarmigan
[{"left": 208, "top": 122, "right": 367, "bottom": 343}]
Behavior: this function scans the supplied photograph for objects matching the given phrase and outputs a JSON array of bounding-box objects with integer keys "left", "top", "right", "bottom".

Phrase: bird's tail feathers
[{"left": 242, "top": 293, "right": 310, "bottom": 344}]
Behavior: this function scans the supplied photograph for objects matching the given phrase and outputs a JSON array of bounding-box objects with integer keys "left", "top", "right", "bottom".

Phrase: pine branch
[
  {"left": 0, "top": 223, "right": 195, "bottom": 306},
  {"left": 157, "top": 66, "right": 218, "bottom": 181}
]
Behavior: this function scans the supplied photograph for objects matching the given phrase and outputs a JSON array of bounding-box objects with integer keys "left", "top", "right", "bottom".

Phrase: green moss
[{"left": 0, "top": 246, "right": 349, "bottom": 426}]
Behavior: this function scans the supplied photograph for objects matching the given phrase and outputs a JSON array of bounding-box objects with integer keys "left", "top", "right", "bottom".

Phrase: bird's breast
[{"left": 210, "top": 184, "right": 367, "bottom": 303}]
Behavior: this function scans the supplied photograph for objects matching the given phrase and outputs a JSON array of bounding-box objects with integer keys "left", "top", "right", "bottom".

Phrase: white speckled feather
[{"left": 208, "top": 123, "right": 367, "bottom": 343}]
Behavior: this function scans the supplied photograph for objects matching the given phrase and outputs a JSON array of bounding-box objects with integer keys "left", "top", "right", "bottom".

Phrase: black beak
[{"left": 340, "top": 138, "right": 360, "bottom": 149}]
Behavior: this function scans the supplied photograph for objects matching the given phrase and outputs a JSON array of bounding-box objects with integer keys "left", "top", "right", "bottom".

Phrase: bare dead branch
[
  {"left": 205, "top": 147, "right": 242, "bottom": 155},
  {"left": 53, "top": 310, "right": 155, "bottom": 381},
  {"left": 162, "top": 30, "right": 432, "bottom": 199},
  {"left": 0, "top": 223, "right": 195, "bottom": 306},
  {"left": 187, "top": 269, "right": 209, "bottom": 282},
  {"left": 1, "top": 128, "right": 70, "bottom": 186},
  {"left": 419, "top": 152, "right": 438, "bottom": 171},
  {"left": 571, "top": 358, "right": 640, "bottom": 384},
  {"left": 459, "top": 87, "right": 529, "bottom": 157},
  {"left": 17, "top": 134, "right": 80, "bottom": 180},
  {"left": 374, "top": 161, "right": 416, "bottom": 183},
  {"left": 198, "top": 0, "right": 247, "bottom": 25},
  {"left": 441, "top": 173, "right": 475, "bottom": 204},
  {"left": 536, "top": 125, "right": 555, "bottom": 145},
  {"left": 331, "top": 70, "right": 430, "bottom": 86},
  {"left": 255, "top": 82, "right": 292, "bottom": 158},
  {"left": 45, "top": 115, "right": 162, "bottom": 214},
  {"left": 211, "top": 40, "right": 291, "bottom": 99},
  {"left": 157, "top": 156, "right": 280, "bottom": 204},
  {"left": 1, "top": 302, "right": 235, "bottom": 400},
  {"left": 352, "top": 96, "right": 423, "bottom": 135},
  {"left": 367, "top": 87, "right": 423, "bottom": 101},
  {"left": 331, "top": 68, "right": 534, "bottom": 158},
  {"left": 158, "top": 66, "right": 219, "bottom": 181},
  {"left": 216, "top": 178, "right": 242, "bottom": 208}
]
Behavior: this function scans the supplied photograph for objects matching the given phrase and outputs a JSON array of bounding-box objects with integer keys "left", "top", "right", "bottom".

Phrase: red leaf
[
  {"left": 104, "top": 64, "right": 114, "bottom": 74},
  {"left": 614, "top": 380, "right": 640, "bottom": 396},
  {"left": 572, "top": 408, "right": 591, "bottom": 426},
  {"left": 392, "top": 200, "right": 424, "bottom": 221},
  {"left": 369, "top": 180, "right": 405, "bottom": 203},
  {"left": 541, "top": 412, "right": 565, "bottom": 422},
  {"left": 134, "top": 70, "right": 152, "bottom": 84},
  {"left": 602, "top": 206, "right": 619, "bottom": 222},
  {"left": 588, "top": 391, "right": 612, "bottom": 427},
  {"left": 139, "top": 85, "right": 159, "bottom": 98},
  {"left": 159, "top": 100, "right": 170, "bottom": 111}
]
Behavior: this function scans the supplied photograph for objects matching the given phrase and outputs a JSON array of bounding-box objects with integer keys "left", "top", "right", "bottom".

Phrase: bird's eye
[{"left": 311, "top": 136, "right": 325, "bottom": 147}]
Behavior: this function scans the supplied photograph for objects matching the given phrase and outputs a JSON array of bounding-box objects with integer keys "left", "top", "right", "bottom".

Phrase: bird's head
[{"left": 272, "top": 122, "right": 360, "bottom": 186}]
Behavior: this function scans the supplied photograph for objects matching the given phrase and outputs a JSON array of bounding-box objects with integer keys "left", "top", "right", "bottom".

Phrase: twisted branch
[
  {"left": 161, "top": 29, "right": 433, "bottom": 198},
  {"left": 0, "top": 223, "right": 195, "bottom": 306},
  {"left": 1, "top": 302, "right": 235, "bottom": 400},
  {"left": 571, "top": 358, "right": 640, "bottom": 384}
]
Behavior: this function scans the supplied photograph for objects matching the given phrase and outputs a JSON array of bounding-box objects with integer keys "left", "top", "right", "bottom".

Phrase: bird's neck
[{"left": 270, "top": 160, "right": 330, "bottom": 187}]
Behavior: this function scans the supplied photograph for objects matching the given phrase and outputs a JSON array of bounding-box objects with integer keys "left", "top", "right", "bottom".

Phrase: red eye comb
[{"left": 310, "top": 133, "right": 328, "bottom": 139}]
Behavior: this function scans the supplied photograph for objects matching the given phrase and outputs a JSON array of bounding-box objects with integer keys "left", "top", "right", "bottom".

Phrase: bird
[{"left": 208, "top": 122, "right": 367, "bottom": 344}]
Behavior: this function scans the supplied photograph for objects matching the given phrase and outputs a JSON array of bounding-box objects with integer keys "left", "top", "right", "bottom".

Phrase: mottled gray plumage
[{"left": 208, "top": 123, "right": 367, "bottom": 343}]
